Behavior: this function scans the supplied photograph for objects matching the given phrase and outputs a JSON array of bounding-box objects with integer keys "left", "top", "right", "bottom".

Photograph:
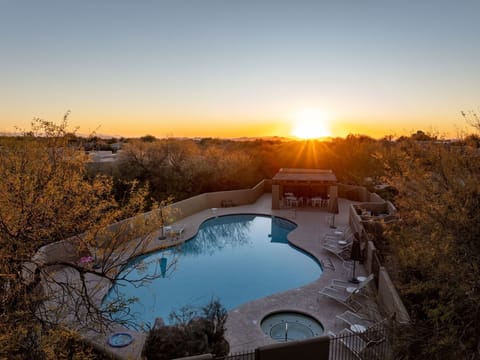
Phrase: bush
[{"left": 142, "top": 299, "right": 229, "bottom": 360}]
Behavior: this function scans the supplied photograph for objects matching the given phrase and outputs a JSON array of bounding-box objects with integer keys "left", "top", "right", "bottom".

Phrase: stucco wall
[
  {"left": 377, "top": 267, "right": 411, "bottom": 324},
  {"left": 160, "top": 179, "right": 270, "bottom": 221},
  {"left": 32, "top": 237, "right": 87, "bottom": 267},
  {"left": 338, "top": 183, "right": 369, "bottom": 202}
]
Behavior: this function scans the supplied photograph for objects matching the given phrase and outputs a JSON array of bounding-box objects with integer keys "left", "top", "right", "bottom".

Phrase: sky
[{"left": 1, "top": 0, "right": 480, "bottom": 139}]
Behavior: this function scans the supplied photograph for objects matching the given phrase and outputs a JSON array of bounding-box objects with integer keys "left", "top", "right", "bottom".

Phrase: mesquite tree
[{"left": 0, "top": 117, "right": 174, "bottom": 358}]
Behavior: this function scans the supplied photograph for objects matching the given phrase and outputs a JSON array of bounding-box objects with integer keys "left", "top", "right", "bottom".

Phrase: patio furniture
[
  {"left": 285, "top": 196, "right": 298, "bottom": 207},
  {"left": 336, "top": 328, "right": 369, "bottom": 359},
  {"left": 336, "top": 310, "right": 375, "bottom": 330},
  {"left": 318, "top": 285, "right": 362, "bottom": 312},
  {"left": 323, "top": 232, "right": 354, "bottom": 246},
  {"left": 331, "top": 273, "right": 374, "bottom": 295},
  {"left": 335, "top": 322, "right": 387, "bottom": 359},
  {"left": 327, "top": 226, "right": 353, "bottom": 240},
  {"left": 311, "top": 196, "right": 323, "bottom": 207},
  {"left": 169, "top": 224, "right": 185, "bottom": 240},
  {"left": 322, "top": 241, "right": 351, "bottom": 260}
]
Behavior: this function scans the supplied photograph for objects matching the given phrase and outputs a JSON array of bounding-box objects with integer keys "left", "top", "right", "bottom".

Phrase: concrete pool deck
[{"left": 47, "top": 193, "right": 382, "bottom": 358}]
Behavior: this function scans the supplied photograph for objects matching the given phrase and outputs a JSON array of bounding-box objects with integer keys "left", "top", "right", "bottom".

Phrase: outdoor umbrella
[
  {"left": 327, "top": 196, "right": 339, "bottom": 228},
  {"left": 349, "top": 233, "right": 362, "bottom": 283}
]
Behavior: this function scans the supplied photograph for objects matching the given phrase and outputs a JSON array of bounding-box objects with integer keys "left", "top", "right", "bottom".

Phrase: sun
[{"left": 291, "top": 110, "right": 332, "bottom": 139}]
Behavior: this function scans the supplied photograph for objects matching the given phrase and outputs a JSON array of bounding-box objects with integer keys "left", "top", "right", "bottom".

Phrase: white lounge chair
[
  {"left": 318, "top": 286, "right": 362, "bottom": 312},
  {"left": 336, "top": 310, "right": 375, "bottom": 330},
  {"left": 335, "top": 324, "right": 387, "bottom": 359},
  {"left": 322, "top": 242, "right": 351, "bottom": 260},
  {"left": 326, "top": 227, "right": 353, "bottom": 240},
  {"left": 323, "top": 232, "right": 354, "bottom": 248},
  {"left": 330, "top": 273, "right": 374, "bottom": 295},
  {"left": 336, "top": 328, "right": 369, "bottom": 359},
  {"left": 323, "top": 234, "right": 354, "bottom": 249}
]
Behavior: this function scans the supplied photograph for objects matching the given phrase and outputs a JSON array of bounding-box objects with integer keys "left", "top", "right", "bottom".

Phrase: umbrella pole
[
  {"left": 330, "top": 214, "right": 336, "bottom": 229},
  {"left": 350, "top": 260, "right": 359, "bottom": 283}
]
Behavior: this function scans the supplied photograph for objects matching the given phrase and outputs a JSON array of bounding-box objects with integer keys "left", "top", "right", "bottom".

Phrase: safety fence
[
  {"left": 329, "top": 320, "right": 393, "bottom": 360},
  {"left": 215, "top": 350, "right": 256, "bottom": 360}
]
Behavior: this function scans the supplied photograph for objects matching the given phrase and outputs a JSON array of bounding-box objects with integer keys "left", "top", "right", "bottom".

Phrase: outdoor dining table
[
  {"left": 286, "top": 196, "right": 298, "bottom": 207},
  {"left": 311, "top": 197, "right": 324, "bottom": 207}
]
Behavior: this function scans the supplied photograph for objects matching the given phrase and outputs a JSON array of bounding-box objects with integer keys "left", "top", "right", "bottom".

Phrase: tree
[
  {"left": 0, "top": 117, "right": 170, "bottom": 358},
  {"left": 379, "top": 139, "right": 480, "bottom": 358},
  {"left": 143, "top": 298, "right": 229, "bottom": 360}
]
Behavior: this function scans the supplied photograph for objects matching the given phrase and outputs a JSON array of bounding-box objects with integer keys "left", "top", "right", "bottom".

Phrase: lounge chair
[
  {"left": 323, "top": 232, "right": 354, "bottom": 247},
  {"left": 335, "top": 325, "right": 387, "bottom": 359},
  {"left": 318, "top": 286, "right": 362, "bottom": 312},
  {"left": 326, "top": 227, "right": 353, "bottom": 240},
  {"left": 169, "top": 225, "right": 185, "bottom": 240},
  {"left": 331, "top": 273, "right": 374, "bottom": 294},
  {"left": 336, "top": 328, "right": 369, "bottom": 359},
  {"left": 323, "top": 234, "right": 354, "bottom": 249},
  {"left": 322, "top": 242, "right": 351, "bottom": 260},
  {"left": 336, "top": 310, "right": 375, "bottom": 330}
]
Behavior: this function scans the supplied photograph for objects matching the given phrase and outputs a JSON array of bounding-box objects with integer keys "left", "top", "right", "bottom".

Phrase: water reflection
[
  {"left": 180, "top": 214, "right": 256, "bottom": 256},
  {"left": 270, "top": 217, "right": 296, "bottom": 244}
]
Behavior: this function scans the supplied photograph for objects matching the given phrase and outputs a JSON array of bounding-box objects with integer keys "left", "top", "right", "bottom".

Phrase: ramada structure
[
  {"left": 29, "top": 168, "right": 409, "bottom": 360},
  {"left": 271, "top": 168, "right": 338, "bottom": 209}
]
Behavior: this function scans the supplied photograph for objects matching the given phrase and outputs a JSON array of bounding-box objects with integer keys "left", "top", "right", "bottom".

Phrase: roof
[{"left": 272, "top": 168, "right": 337, "bottom": 183}]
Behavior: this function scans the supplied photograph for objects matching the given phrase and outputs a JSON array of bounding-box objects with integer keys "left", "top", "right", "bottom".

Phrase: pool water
[{"left": 103, "top": 214, "right": 322, "bottom": 328}]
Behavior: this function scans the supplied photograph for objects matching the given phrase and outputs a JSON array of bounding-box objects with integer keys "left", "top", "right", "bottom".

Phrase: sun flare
[{"left": 291, "top": 110, "right": 332, "bottom": 139}]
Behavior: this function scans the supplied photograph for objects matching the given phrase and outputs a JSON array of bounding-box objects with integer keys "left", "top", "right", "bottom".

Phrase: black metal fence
[
  {"left": 215, "top": 350, "right": 255, "bottom": 360},
  {"left": 329, "top": 320, "right": 392, "bottom": 360},
  {"left": 185, "top": 320, "right": 393, "bottom": 360}
]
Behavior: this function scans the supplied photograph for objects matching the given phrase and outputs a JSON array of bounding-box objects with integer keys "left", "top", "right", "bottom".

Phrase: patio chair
[
  {"left": 336, "top": 328, "right": 371, "bottom": 359},
  {"left": 336, "top": 310, "right": 375, "bottom": 330},
  {"left": 326, "top": 227, "right": 353, "bottom": 240},
  {"left": 318, "top": 285, "right": 362, "bottom": 312},
  {"left": 323, "top": 233, "right": 354, "bottom": 249},
  {"left": 323, "top": 232, "right": 354, "bottom": 248},
  {"left": 169, "top": 224, "right": 185, "bottom": 240},
  {"left": 322, "top": 242, "right": 351, "bottom": 261},
  {"left": 331, "top": 273, "right": 374, "bottom": 294}
]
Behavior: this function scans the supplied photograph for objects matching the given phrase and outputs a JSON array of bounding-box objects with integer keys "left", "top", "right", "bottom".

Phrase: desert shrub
[{"left": 142, "top": 299, "right": 229, "bottom": 360}]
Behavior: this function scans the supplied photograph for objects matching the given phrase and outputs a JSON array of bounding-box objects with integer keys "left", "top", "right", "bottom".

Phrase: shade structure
[
  {"left": 349, "top": 233, "right": 362, "bottom": 283},
  {"left": 327, "top": 196, "right": 339, "bottom": 228}
]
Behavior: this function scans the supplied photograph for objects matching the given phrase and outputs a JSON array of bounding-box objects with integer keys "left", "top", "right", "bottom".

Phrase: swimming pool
[{"left": 103, "top": 214, "right": 323, "bottom": 328}]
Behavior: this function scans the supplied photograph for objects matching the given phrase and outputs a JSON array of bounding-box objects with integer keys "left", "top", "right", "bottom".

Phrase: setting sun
[{"left": 291, "top": 110, "right": 332, "bottom": 139}]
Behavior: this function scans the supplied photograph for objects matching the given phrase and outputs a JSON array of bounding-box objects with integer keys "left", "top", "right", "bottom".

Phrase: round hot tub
[{"left": 261, "top": 311, "right": 324, "bottom": 342}]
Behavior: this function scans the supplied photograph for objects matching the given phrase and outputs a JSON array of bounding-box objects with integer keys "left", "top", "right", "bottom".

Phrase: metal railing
[
  {"left": 329, "top": 320, "right": 392, "bottom": 360},
  {"left": 201, "top": 320, "right": 394, "bottom": 360},
  {"left": 215, "top": 350, "right": 256, "bottom": 360}
]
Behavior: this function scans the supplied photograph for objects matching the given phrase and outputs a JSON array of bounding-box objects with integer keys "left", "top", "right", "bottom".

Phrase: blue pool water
[{"left": 103, "top": 214, "right": 322, "bottom": 328}]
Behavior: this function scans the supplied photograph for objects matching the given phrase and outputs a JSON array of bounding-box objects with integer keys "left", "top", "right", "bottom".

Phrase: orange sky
[{"left": 1, "top": 1, "right": 478, "bottom": 140}]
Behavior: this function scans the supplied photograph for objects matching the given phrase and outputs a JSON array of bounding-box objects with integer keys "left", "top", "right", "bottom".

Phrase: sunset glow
[
  {"left": 0, "top": 1, "right": 479, "bottom": 139},
  {"left": 291, "top": 110, "right": 332, "bottom": 139}
]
